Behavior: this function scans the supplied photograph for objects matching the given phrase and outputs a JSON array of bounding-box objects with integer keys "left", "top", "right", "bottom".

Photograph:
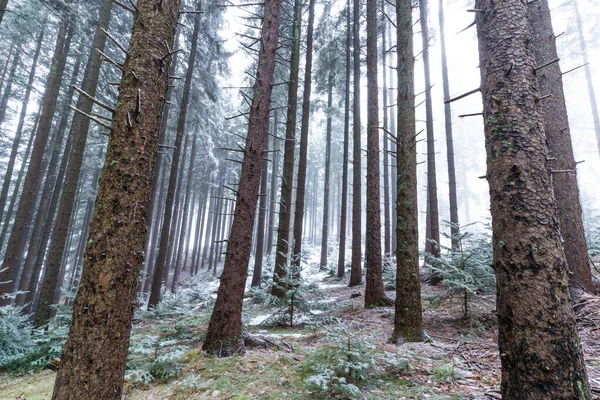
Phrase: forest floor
[{"left": 2, "top": 251, "right": 600, "bottom": 399}]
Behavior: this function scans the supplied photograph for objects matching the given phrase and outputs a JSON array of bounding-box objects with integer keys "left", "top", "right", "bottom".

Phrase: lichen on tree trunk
[
  {"left": 475, "top": 0, "right": 590, "bottom": 397},
  {"left": 51, "top": 0, "right": 180, "bottom": 397}
]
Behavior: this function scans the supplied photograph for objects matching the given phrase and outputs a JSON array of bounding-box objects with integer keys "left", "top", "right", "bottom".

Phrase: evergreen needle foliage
[{"left": 425, "top": 223, "right": 495, "bottom": 318}]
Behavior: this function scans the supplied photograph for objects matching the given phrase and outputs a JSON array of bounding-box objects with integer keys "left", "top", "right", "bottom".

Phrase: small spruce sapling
[{"left": 425, "top": 222, "right": 495, "bottom": 318}]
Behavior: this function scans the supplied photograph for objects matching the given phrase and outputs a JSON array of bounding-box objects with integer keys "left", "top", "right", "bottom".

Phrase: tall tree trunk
[
  {"left": 0, "top": 25, "right": 45, "bottom": 233},
  {"left": 149, "top": 1, "right": 201, "bottom": 307},
  {"left": 34, "top": 0, "right": 113, "bottom": 327},
  {"left": 143, "top": 25, "right": 182, "bottom": 274},
  {"left": 172, "top": 133, "right": 198, "bottom": 292},
  {"left": 0, "top": 0, "right": 8, "bottom": 26},
  {"left": 320, "top": 70, "right": 333, "bottom": 269},
  {"left": 143, "top": 163, "right": 169, "bottom": 290},
  {"left": 51, "top": 0, "right": 180, "bottom": 396},
  {"left": 266, "top": 111, "right": 279, "bottom": 254},
  {"left": 388, "top": 22, "right": 397, "bottom": 255},
  {"left": 272, "top": 0, "right": 302, "bottom": 298},
  {"left": 475, "top": 0, "right": 590, "bottom": 397},
  {"left": 200, "top": 185, "right": 215, "bottom": 270},
  {"left": 337, "top": 0, "right": 351, "bottom": 279},
  {"left": 529, "top": 0, "right": 593, "bottom": 293},
  {"left": 381, "top": 5, "right": 391, "bottom": 256},
  {"left": 364, "top": 0, "right": 387, "bottom": 308},
  {"left": 15, "top": 45, "right": 83, "bottom": 306},
  {"left": 349, "top": 0, "right": 362, "bottom": 287},
  {"left": 251, "top": 119, "right": 271, "bottom": 286},
  {"left": 393, "top": 0, "right": 424, "bottom": 343},
  {"left": 419, "top": 0, "right": 440, "bottom": 266},
  {"left": 572, "top": 1, "right": 600, "bottom": 157},
  {"left": 438, "top": 0, "right": 459, "bottom": 248},
  {"left": 0, "top": 21, "right": 73, "bottom": 305},
  {"left": 203, "top": 0, "right": 283, "bottom": 356},
  {"left": 292, "top": 0, "right": 315, "bottom": 269}
]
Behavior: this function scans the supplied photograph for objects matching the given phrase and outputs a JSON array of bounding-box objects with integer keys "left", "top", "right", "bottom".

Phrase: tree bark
[
  {"left": 364, "top": 0, "right": 387, "bottom": 307},
  {"left": 393, "top": 0, "right": 424, "bottom": 343},
  {"left": 0, "top": 45, "right": 21, "bottom": 132},
  {"left": 0, "top": 21, "right": 73, "bottom": 305},
  {"left": 51, "top": 0, "right": 180, "bottom": 396},
  {"left": 529, "top": 0, "right": 593, "bottom": 293},
  {"left": 34, "top": 0, "right": 113, "bottom": 327},
  {"left": 349, "top": 0, "right": 362, "bottom": 287},
  {"left": 203, "top": 0, "right": 283, "bottom": 356},
  {"left": 272, "top": 0, "right": 302, "bottom": 298},
  {"left": 337, "top": 0, "right": 351, "bottom": 279},
  {"left": 475, "top": 1, "right": 590, "bottom": 397},
  {"left": 381, "top": 5, "right": 391, "bottom": 256}
]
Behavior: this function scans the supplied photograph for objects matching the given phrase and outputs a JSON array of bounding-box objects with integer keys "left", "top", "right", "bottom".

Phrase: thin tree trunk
[
  {"left": 203, "top": 0, "right": 283, "bottom": 356},
  {"left": 0, "top": 0, "right": 8, "bottom": 26},
  {"left": 475, "top": 0, "right": 590, "bottom": 397},
  {"left": 349, "top": 0, "right": 362, "bottom": 287},
  {"left": 419, "top": 0, "right": 440, "bottom": 268},
  {"left": 172, "top": 133, "right": 198, "bottom": 292},
  {"left": 438, "top": 0, "right": 459, "bottom": 248},
  {"left": 337, "top": 0, "right": 351, "bottom": 279},
  {"left": 530, "top": 1, "right": 593, "bottom": 292},
  {"left": 292, "top": 0, "right": 315, "bottom": 270},
  {"left": 393, "top": 0, "right": 424, "bottom": 343},
  {"left": 143, "top": 164, "right": 169, "bottom": 291},
  {"left": 266, "top": 111, "right": 279, "bottom": 254},
  {"left": 381, "top": 6, "right": 391, "bottom": 256},
  {"left": 15, "top": 45, "right": 83, "bottom": 306},
  {"left": 51, "top": 0, "right": 180, "bottom": 396},
  {"left": 388, "top": 22, "right": 397, "bottom": 255},
  {"left": 364, "top": 0, "right": 388, "bottom": 308},
  {"left": 320, "top": 70, "right": 333, "bottom": 269},
  {"left": 251, "top": 119, "right": 271, "bottom": 286},
  {"left": 34, "top": 0, "right": 113, "bottom": 327},
  {"left": 0, "top": 25, "right": 45, "bottom": 232},
  {"left": 0, "top": 46, "right": 21, "bottom": 131},
  {"left": 148, "top": 0, "right": 201, "bottom": 306},
  {"left": 0, "top": 21, "right": 73, "bottom": 305},
  {"left": 272, "top": 0, "right": 302, "bottom": 298}
]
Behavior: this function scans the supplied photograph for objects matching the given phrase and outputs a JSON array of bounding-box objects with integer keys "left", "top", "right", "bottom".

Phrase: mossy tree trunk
[
  {"left": 475, "top": 0, "right": 590, "bottom": 397},
  {"left": 51, "top": 0, "right": 180, "bottom": 397},
  {"left": 203, "top": 0, "right": 283, "bottom": 356},
  {"left": 392, "top": 0, "right": 424, "bottom": 343}
]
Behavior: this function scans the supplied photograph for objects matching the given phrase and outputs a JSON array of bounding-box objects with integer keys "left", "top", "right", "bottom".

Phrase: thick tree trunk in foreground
[
  {"left": 475, "top": 1, "right": 590, "bottom": 397},
  {"left": 34, "top": 0, "right": 113, "bottom": 327},
  {"left": 337, "top": 0, "right": 351, "bottom": 279},
  {"left": 272, "top": 0, "right": 301, "bottom": 298},
  {"left": 203, "top": 0, "right": 283, "bottom": 356},
  {"left": 52, "top": 0, "right": 180, "bottom": 397},
  {"left": 393, "top": 0, "right": 424, "bottom": 343},
  {"left": 349, "top": 0, "right": 362, "bottom": 287},
  {"left": 529, "top": 0, "right": 593, "bottom": 293},
  {"left": 438, "top": 0, "right": 459, "bottom": 248},
  {"left": 0, "top": 21, "right": 73, "bottom": 305},
  {"left": 292, "top": 0, "right": 315, "bottom": 269},
  {"left": 364, "top": 0, "right": 387, "bottom": 307}
]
